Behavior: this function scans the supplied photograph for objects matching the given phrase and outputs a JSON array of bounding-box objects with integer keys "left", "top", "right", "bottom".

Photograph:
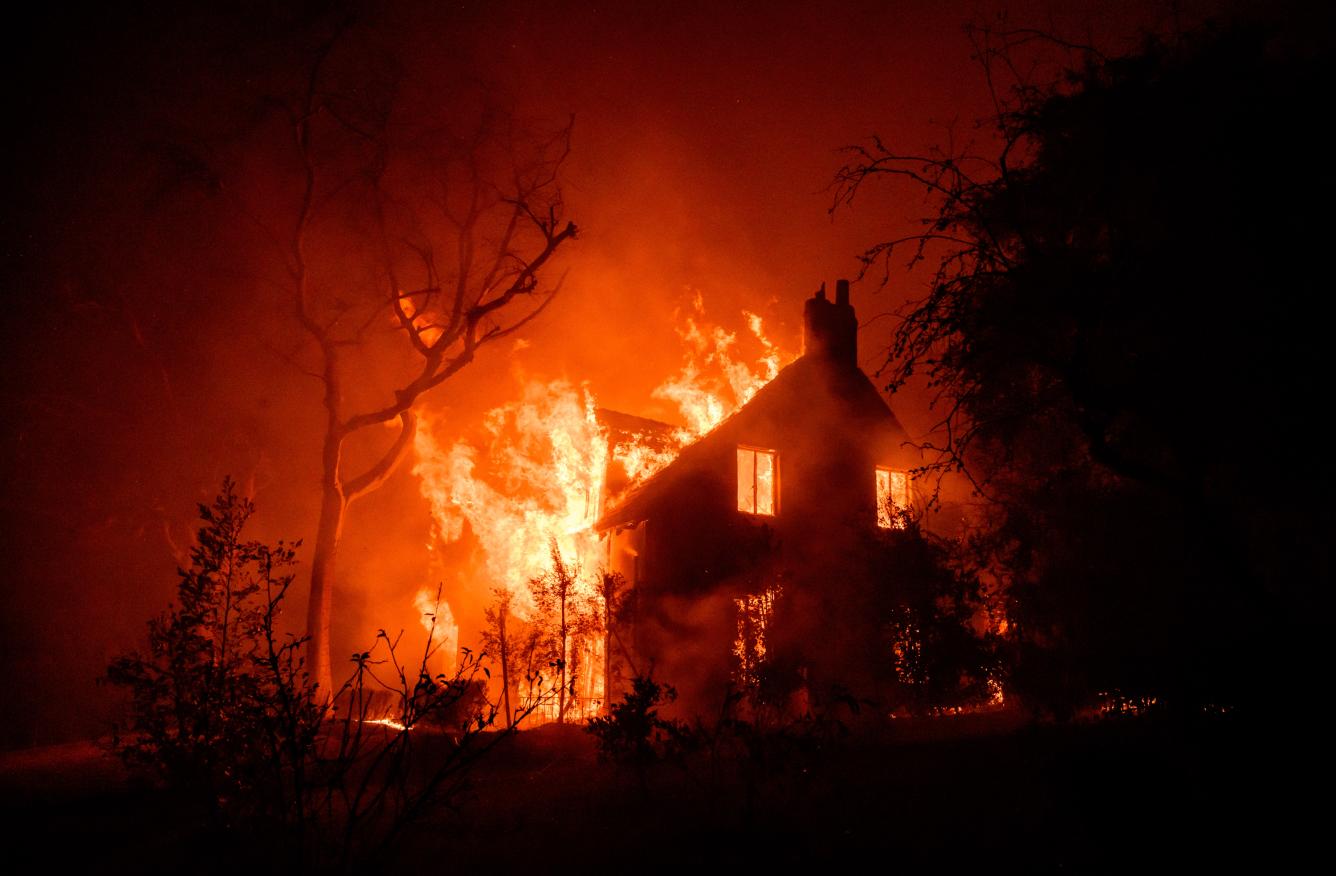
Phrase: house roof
[
  {"left": 595, "top": 408, "right": 678, "bottom": 441},
  {"left": 596, "top": 353, "right": 907, "bottom": 531}
]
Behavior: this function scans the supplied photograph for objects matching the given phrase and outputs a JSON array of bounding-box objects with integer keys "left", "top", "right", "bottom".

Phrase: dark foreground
[{"left": 0, "top": 710, "right": 1305, "bottom": 872}]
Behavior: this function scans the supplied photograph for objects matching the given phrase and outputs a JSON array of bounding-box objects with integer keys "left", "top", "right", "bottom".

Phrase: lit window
[
  {"left": 876, "top": 466, "right": 910, "bottom": 528},
  {"left": 737, "top": 446, "right": 777, "bottom": 516},
  {"left": 733, "top": 584, "right": 781, "bottom": 691}
]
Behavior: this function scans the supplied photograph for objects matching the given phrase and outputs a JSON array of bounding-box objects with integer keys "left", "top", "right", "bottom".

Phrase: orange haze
[{"left": 0, "top": 0, "right": 1217, "bottom": 746}]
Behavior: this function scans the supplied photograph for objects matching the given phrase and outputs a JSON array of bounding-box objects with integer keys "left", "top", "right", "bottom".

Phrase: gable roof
[{"left": 596, "top": 353, "right": 907, "bottom": 530}]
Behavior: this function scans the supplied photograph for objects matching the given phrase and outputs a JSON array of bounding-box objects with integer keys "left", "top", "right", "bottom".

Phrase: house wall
[
  {"left": 601, "top": 356, "right": 920, "bottom": 712},
  {"left": 595, "top": 285, "right": 930, "bottom": 711}
]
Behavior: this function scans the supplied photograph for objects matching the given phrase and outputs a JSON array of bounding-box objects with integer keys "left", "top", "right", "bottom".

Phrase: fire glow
[{"left": 411, "top": 299, "right": 790, "bottom": 718}]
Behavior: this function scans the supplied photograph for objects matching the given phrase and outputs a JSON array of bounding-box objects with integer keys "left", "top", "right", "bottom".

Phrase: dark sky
[{"left": 1, "top": 0, "right": 1226, "bottom": 746}]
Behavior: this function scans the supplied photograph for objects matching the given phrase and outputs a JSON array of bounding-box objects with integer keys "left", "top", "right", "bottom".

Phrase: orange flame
[
  {"left": 413, "top": 381, "right": 607, "bottom": 620},
  {"left": 411, "top": 299, "right": 792, "bottom": 718},
  {"left": 653, "top": 294, "right": 784, "bottom": 440}
]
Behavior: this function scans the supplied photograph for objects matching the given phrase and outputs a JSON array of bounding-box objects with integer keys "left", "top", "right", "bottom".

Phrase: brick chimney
[{"left": 802, "top": 279, "right": 858, "bottom": 366}]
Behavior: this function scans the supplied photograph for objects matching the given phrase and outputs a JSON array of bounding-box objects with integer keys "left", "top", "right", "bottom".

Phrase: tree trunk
[
  {"left": 306, "top": 435, "right": 347, "bottom": 699},
  {"left": 603, "top": 602, "right": 612, "bottom": 715},
  {"left": 557, "top": 595, "right": 567, "bottom": 724},
  {"left": 498, "top": 610, "right": 513, "bottom": 729}
]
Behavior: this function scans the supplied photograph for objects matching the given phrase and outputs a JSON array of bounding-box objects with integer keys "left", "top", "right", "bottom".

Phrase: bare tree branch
[{"left": 345, "top": 411, "right": 418, "bottom": 503}]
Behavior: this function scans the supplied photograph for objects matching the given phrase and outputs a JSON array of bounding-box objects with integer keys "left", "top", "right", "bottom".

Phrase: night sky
[{"left": 1, "top": 0, "right": 1228, "bottom": 746}]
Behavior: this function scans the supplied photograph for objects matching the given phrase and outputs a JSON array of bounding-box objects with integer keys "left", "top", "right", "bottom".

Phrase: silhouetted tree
[
  {"left": 481, "top": 587, "right": 518, "bottom": 728},
  {"left": 834, "top": 16, "right": 1333, "bottom": 713},
  {"left": 107, "top": 479, "right": 550, "bottom": 867},
  {"left": 870, "top": 518, "right": 1000, "bottom": 714},
  {"left": 106, "top": 478, "right": 320, "bottom": 830},
  {"left": 527, "top": 541, "right": 598, "bottom": 722},
  {"left": 514, "top": 621, "right": 552, "bottom": 716},
  {"left": 288, "top": 34, "right": 576, "bottom": 694},
  {"left": 586, "top": 675, "right": 693, "bottom": 791}
]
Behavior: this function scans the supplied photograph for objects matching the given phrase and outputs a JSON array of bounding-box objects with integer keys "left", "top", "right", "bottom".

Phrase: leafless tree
[
  {"left": 527, "top": 541, "right": 597, "bottom": 723},
  {"left": 278, "top": 29, "right": 577, "bottom": 694},
  {"left": 480, "top": 587, "right": 517, "bottom": 728}
]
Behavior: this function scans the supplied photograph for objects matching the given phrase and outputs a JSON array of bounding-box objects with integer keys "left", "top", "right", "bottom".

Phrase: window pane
[
  {"left": 737, "top": 448, "right": 755, "bottom": 513},
  {"left": 877, "top": 467, "right": 910, "bottom": 529},
  {"left": 755, "top": 450, "right": 775, "bottom": 516},
  {"left": 890, "top": 470, "right": 909, "bottom": 510},
  {"left": 876, "top": 468, "right": 892, "bottom": 528}
]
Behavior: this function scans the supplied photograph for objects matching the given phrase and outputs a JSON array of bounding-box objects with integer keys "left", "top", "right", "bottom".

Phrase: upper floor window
[
  {"left": 737, "top": 446, "right": 777, "bottom": 516},
  {"left": 876, "top": 466, "right": 910, "bottom": 529}
]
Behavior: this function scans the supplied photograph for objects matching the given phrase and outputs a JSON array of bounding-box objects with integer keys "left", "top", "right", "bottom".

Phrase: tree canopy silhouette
[{"left": 835, "top": 16, "right": 1333, "bottom": 713}]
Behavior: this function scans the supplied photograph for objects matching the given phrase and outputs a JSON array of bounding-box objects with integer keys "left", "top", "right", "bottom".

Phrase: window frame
[
  {"left": 737, "top": 445, "right": 779, "bottom": 517},
  {"left": 876, "top": 465, "right": 911, "bottom": 529}
]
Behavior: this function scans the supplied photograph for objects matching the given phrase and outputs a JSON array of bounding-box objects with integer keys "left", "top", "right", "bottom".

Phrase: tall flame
[
  {"left": 411, "top": 299, "right": 791, "bottom": 716},
  {"left": 652, "top": 294, "right": 783, "bottom": 440},
  {"left": 412, "top": 380, "right": 607, "bottom": 619}
]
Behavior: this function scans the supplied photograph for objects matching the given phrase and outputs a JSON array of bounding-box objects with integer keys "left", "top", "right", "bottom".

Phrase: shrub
[
  {"left": 105, "top": 477, "right": 319, "bottom": 829},
  {"left": 106, "top": 480, "right": 549, "bottom": 867},
  {"left": 586, "top": 676, "right": 694, "bottom": 780}
]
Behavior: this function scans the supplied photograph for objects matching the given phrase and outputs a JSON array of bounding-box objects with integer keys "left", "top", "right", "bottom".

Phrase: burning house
[
  {"left": 413, "top": 279, "right": 931, "bottom": 721},
  {"left": 596, "top": 280, "right": 920, "bottom": 712}
]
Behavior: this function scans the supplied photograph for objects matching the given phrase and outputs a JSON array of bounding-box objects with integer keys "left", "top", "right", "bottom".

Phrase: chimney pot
[{"left": 802, "top": 277, "right": 858, "bottom": 367}]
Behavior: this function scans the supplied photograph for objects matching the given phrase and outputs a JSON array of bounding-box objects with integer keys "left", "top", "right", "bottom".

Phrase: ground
[{"left": 0, "top": 711, "right": 1303, "bottom": 872}]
